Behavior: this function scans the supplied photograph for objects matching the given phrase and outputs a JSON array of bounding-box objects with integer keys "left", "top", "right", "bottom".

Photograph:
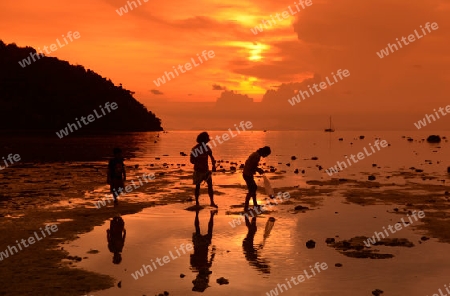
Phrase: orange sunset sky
[{"left": 1, "top": 0, "right": 450, "bottom": 130}]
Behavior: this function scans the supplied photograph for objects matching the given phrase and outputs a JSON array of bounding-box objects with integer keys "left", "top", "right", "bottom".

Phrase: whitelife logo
[
  {"left": 251, "top": 0, "right": 313, "bottom": 35},
  {"left": 325, "top": 139, "right": 388, "bottom": 176},
  {"left": 288, "top": 69, "right": 350, "bottom": 106},
  {"left": 414, "top": 105, "right": 450, "bottom": 129},
  {"left": 18, "top": 31, "right": 81, "bottom": 68},
  {"left": 153, "top": 50, "right": 215, "bottom": 87},
  {"left": 376, "top": 22, "right": 439, "bottom": 59},
  {"left": 116, "top": 0, "right": 149, "bottom": 16},
  {"left": 190, "top": 121, "right": 253, "bottom": 157},
  {"left": 363, "top": 211, "right": 425, "bottom": 247},
  {"left": 56, "top": 102, "right": 118, "bottom": 139},
  {"left": 0, "top": 224, "right": 58, "bottom": 261},
  {"left": 131, "top": 243, "right": 193, "bottom": 279},
  {"left": 0, "top": 153, "right": 21, "bottom": 170}
]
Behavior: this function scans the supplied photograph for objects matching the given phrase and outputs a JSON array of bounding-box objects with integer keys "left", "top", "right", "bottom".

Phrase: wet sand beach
[{"left": 1, "top": 131, "right": 450, "bottom": 296}]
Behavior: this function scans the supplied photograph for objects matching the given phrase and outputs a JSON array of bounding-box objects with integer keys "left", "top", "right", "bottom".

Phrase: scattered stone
[
  {"left": 180, "top": 152, "right": 187, "bottom": 156},
  {"left": 306, "top": 240, "right": 316, "bottom": 249},
  {"left": 291, "top": 156, "right": 297, "bottom": 160},
  {"left": 335, "top": 263, "right": 343, "bottom": 267},
  {"left": 338, "top": 138, "right": 343, "bottom": 141},
  {"left": 368, "top": 175, "right": 376, "bottom": 181},
  {"left": 427, "top": 135, "right": 441, "bottom": 143},
  {"left": 230, "top": 166, "right": 236, "bottom": 171},
  {"left": 415, "top": 169, "right": 424, "bottom": 173},
  {"left": 447, "top": 166, "right": 450, "bottom": 173},
  {"left": 117, "top": 281, "right": 121, "bottom": 288},
  {"left": 87, "top": 249, "right": 99, "bottom": 254},
  {"left": 311, "top": 156, "right": 318, "bottom": 160},
  {"left": 372, "top": 163, "right": 377, "bottom": 167},
  {"left": 180, "top": 274, "right": 185, "bottom": 278},
  {"left": 372, "top": 289, "right": 384, "bottom": 296},
  {"left": 66, "top": 255, "right": 82, "bottom": 262},
  {"left": 393, "top": 208, "right": 399, "bottom": 212},
  {"left": 328, "top": 236, "right": 413, "bottom": 259},
  {"left": 359, "top": 135, "right": 365, "bottom": 139},
  {"left": 294, "top": 169, "right": 299, "bottom": 174},
  {"left": 325, "top": 238, "right": 335, "bottom": 244},
  {"left": 421, "top": 236, "right": 429, "bottom": 241},
  {"left": 302, "top": 170, "right": 305, "bottom": 174},
  {"left": 216, "top": 277, "right": 229, "bottom": 285},
  {"left": 294, "top": 205, "right": 309, "bottom": 211}
]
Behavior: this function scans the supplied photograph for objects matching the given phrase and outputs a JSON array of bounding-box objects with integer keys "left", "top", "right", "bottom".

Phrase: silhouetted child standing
[
  {"left": 107, "top": 148, "right": 126, "bottom": 205},
  {"left": 190, "top": 132, "right": 218, "bottom": 208},
  {"left": 242, "top": 146, "right": 271, "bottom": 212}
]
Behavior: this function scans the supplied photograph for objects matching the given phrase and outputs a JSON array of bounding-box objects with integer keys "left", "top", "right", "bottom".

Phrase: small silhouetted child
[
  {"left": 107, "top": 148, "right": 126, "bottom": 205},
  {"left": 107, "top": 216, "right": 126, "bottom": 264},
  {"left": 190, "top": 132, "right": 218, "bottom": 208},
  {"left": 242, "top": 146, "right": 271, "bottom": 212}
]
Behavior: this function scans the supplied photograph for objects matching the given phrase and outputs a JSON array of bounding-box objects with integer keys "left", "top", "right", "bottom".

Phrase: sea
[{"left": 2, "top": 130, "right": 450, "bottom": 296}]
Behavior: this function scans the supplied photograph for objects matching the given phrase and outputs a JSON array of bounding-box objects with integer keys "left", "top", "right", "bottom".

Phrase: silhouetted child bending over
[
  {"left": 242, "top": 146, "right": 271, "bottom": 212},
  {"left": 107, "top": 148, "right": 126, "bottom": 205},
  {"left": 190, "top": 132, "right": 218, "bottom": 208}
]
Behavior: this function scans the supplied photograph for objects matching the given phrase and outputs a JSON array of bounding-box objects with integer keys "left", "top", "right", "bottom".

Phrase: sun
[{"left": 248, "top": 43, "right": 270, "bottom": 61}]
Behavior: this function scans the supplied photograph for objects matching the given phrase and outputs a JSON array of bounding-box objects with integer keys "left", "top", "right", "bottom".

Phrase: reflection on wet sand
[
  {"left": 190, "top": 209, "right": 217, "bottom": 292},
  {"left": 242, "top": 215, "right": 275, "bottom": 274},
  {"left": 107, "top": 216, "right": 126, "bottom": 264}
]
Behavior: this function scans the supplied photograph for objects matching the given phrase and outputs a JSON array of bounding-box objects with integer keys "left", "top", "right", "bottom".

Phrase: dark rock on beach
[
  {"left": 306, "top": 240, "right": 316, "bottom": 249},
  {"left": 372, "top": 289, "right": 384, "bottom": 296},
  {"left": 294, "top": 205, "right": 309, "bottom": 211},
  {"left": 216, "top": 277, "right": 229, "bottom": 285},
  {"left": 368, "top": 175, "right": 376, "bottom": 181},
  {"left": 325, "top": 238, "right": 335, "bottom": 244},
  {"left": 426, "top": 135, "right": 441, "bottom": 143}
]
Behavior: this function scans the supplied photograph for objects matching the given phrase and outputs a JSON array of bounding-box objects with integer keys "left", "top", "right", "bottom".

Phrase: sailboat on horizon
[{"left": 324, "top": 116, "right": 335, "bottom": 132}]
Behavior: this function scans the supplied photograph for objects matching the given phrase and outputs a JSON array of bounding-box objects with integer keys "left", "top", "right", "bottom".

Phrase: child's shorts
[
  {"left": 243, "top": 174, "right": 257, "bottom": 193},
  {"left": 193, "top": 170, "right": 212, "bottom": 185}
]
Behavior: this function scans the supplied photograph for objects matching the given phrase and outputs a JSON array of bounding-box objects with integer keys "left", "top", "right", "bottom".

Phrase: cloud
[
  {"left": 212, "top": 84, "right": 226, "bottom": 90},
  {"left": 150, "top": 89, "right": 164, "bottom": 95}
]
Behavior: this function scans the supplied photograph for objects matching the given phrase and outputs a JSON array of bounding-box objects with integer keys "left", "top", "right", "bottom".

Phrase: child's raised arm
[{"left": 208, "top": 150, "right": 216, "bottom": 171}]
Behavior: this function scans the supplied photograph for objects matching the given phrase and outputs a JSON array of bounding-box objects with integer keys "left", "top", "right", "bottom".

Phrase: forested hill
[{"left": 0, "top": 40, "right": 163, "bottom": 132}]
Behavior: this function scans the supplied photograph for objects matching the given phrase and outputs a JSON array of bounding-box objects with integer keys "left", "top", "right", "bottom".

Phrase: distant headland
[{"left": 0, "top": 40, "right": 163, "bottom": 133}]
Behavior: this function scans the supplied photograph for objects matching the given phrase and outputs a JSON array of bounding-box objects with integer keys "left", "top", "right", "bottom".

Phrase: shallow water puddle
[{"left": 64, "top": 198, "right": 450, "bottom": 296}]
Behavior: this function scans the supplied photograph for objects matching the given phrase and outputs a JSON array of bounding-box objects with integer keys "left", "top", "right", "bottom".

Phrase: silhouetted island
[{"left": 0, "top": 40, "right": 163, "bottom": 133}]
